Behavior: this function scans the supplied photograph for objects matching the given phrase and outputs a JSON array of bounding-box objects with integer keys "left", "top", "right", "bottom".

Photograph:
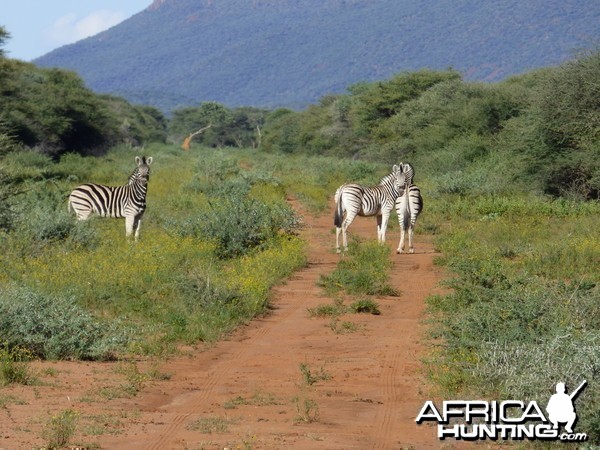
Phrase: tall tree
[{"left": 0, "top": 26, "right": 9, "bottom": 57}]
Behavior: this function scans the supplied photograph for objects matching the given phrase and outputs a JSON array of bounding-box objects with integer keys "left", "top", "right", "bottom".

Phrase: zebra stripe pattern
[
  {"left": 400, "top": 162, "right": 414, "bottom": 187},
  {"left": 68, "top": 156, "right": 153, "bottom": 240},
  {"left": 395, "top": 183, "right": 423, "bottom": 254},
  {"left": 334, "top": 164, "right": 406, "bottom": 253}
]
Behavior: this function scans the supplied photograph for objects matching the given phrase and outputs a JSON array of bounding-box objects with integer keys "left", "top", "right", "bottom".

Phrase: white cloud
[{"left": 45, "top": 10, "right": 126, "bottom": 46}]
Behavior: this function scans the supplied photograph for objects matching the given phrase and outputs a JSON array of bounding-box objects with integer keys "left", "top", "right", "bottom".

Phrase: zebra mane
[{"left": 378, "top": 172, "right": 396, "bottom": 185}]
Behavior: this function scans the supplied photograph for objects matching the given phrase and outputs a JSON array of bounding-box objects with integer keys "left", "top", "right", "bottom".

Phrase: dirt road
[{"left": 1, "top": 205, "right": 448, "bottom": 449}]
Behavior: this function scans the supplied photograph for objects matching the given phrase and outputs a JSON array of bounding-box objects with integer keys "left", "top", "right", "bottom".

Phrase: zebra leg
[
  {"left": 341, "top": 211, "right": 357, "bottom": 252},
  {"left": 125, "top": 215, "right": 135, "bottom": 239},
  {"left": 407, "top": 223, "right": 414, "bottom": 253},
  {"left": 376, "top": 214, "right": 383, "bottom": 242},
  {"left": 397, "top": 227, "right": 406, "bottom": 253},
  {"left": 408, "top": 218, "right": 417, "bottom": 253},
  {"left": 133, "top": 216, "right": 142, "bottom": 241},
  {"left": 397, "top": 210, "right": 406, "bottom": 253},
  {"left": 336, "top": 226, "right": 342, "bottom": 253},
  {"left": 379, "top": 212, "right": 390, "bottom": 244}
]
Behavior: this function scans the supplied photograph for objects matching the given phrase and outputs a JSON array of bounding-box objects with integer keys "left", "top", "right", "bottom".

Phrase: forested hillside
[{"left": 34, "top": 0, "right": 600, "bottom": 112}]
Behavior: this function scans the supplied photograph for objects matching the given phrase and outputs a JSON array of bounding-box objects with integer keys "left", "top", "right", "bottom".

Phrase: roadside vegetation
[{"left": 0, "top": 25, "right": 598, "bottom": 442}]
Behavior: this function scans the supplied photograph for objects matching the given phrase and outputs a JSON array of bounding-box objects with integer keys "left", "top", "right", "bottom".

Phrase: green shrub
[
  {"left": 307, "top": 299, "right": 346, "bottom": 318},
  {"left": 0, "top": 343, "right": 35, "bottom": 386},
  {"left": 0, "top": 286, "right": 129, "bottom": 360},
  {"left": 320, "top": 240, "right": 398, "bottom": 296},
  {"left": 177, "top": 194, "right": 301, "bottom": 259},
  {"left": 349, "top": 298, "right": 381, "bottom": 315},
  {"left": 42, "top": 408, "right": 78, "bottom": 449}
]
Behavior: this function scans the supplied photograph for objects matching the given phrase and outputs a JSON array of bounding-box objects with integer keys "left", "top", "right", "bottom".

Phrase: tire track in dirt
[
  {"left": 370, "top": 253, "right": 446, "bottom": 450},
  {"left": 96, "top": 204, "right": 448, "bottom": 449},
  {"left": 129, "top": 213, "right": 341, "bottom": 448}
]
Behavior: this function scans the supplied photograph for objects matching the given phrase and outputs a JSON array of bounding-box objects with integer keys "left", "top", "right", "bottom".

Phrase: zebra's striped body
[
  {"left": 68, "top": 156, "right": 153, "bottom": 240},
  {"left": 395, "top": 183, "right": 423, "bottom": 254},
  {"left": 334, "top": 164, "right": 406, "bottom": 253}
]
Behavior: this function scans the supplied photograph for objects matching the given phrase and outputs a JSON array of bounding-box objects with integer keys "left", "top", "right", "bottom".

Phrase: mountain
[{"left": 34, "top": 0, "right": 599, "bottom": 112}]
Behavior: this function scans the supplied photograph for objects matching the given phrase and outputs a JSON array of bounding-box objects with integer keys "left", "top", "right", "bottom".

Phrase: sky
[{"left": 2, "top": 1, "right": 152, "bottom": 61}]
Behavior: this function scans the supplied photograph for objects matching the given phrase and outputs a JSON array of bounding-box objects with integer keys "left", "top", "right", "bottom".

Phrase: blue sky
[{"left": 2, "top": 1, "right": 151, "bottom": 61}]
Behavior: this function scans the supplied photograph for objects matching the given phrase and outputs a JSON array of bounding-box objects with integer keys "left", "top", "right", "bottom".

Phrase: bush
[
  {"left": 529, "top": 50, "right": 600, "bottom": 199},
  {"left": 349, "top": 298, "right": 381, "bottom": 315},
  {"left": 320, "top": 240, "right": 398, "bottom": 296},
  {"left": 176, "top": 193, "right": 301, "bottom": 259},
  {"left": 0, "top": 343, "right": 35, "bottom": 385},
  {"left": 0, "top": 286, "right": 129, "bottom": 360},
  {"left": 11, "top": 186, "right": 99, "bottom": 254}
]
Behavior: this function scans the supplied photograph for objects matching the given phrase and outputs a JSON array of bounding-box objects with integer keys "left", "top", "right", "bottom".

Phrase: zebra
[
  {"left": 334, "top": 164, "right": 406, "bottom": 253},
  {"left": 395, "top": 182, "right": 423, "bottom": 254},
  {"left": 68, "top": 156, "right": 153, "bottom": 241},
  {"left": 400, "top": 161, "right": 414, "bottom": 187}
]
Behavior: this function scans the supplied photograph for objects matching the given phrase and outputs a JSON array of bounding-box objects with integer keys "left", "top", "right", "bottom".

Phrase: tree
[
  {"left": 348, "top": 69, "right": 462, "bottom": 133},
  {"left": 531, "top": 50, "right": 600, "bottom": 198},
  {"left": 0, "top": 26, "right": 9, "bottom": 58}
]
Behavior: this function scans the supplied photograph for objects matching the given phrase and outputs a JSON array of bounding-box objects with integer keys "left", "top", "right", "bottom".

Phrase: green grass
[
  {"left": 0, "top": 145, "right": 390, "bottom": 360},
  {"left": 0, "top": 343, "right": 35, "bottom": 386},
  {"left": 0, "top": 145, "right": 316, "bottom": 358},
  {"left": 299, "top": 362, "right": 332, "bottom": 386},
  {"left": 349, "top": 298, "right": 381, "bottom": 315},
  {"left": 187, "top": 415, "right": 239, "bottom": 433},
  {"left": 42, "top": 408, "right": 79, "bottom": 449},
  {"left": 424, "top": 193, "right": 600, "bottom": 442},
  {"left": 319, "top": 239, "right": 399, "bottom": 297},
  {"left": 223, "top": 391, "right": 281, "bottom": 409}
]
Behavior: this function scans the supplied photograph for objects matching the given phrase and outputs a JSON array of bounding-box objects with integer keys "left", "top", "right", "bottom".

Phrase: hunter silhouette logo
[
  {"left": 546, "top": 380, "right": 586, "bottom": 434},
  {"left": 416, "top": 380, "right": 588, "bottom": 442}
]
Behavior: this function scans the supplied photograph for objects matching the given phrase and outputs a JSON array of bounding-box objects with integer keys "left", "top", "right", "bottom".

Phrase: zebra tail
[
  {"left": 402, "top": 184, "right": 411, "bottom": 229},
  {"left": 334, "top": 191, "right": 344, "bottom": 228}
]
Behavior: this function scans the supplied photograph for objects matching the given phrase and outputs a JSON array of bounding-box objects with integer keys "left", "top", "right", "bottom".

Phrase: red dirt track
[{"left": 1, "top": 204, "right": 454, "bottom": 449}]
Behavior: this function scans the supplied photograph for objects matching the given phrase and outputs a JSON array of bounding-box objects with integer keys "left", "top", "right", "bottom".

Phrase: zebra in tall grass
[
  {"left": 334, "top": 164, "right": 406, "bottom": 253},
  {"left": 68, "top": 156, "right": 153, "bottom": 240},
  {"left": 395, "top": 162, "right": 423, "bottom": 253}
]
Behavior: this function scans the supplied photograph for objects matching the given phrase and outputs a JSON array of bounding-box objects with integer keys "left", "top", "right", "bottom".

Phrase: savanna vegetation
[{"left": 1, "top": 24, "right": 599, "bottom": 442}]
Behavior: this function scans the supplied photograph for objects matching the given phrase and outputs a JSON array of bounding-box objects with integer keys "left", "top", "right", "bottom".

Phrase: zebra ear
[
  {"left": 135, "top": 156, "right": 142, "bottom": 166},
  {"left": 393, "top": 164, "right": 401, "bottom": 173},
  {"left": 146, "top": 157, "right": 153, "bottom": 165}
]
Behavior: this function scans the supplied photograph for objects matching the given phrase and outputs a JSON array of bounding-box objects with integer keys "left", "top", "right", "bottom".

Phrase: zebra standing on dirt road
[
  {"left": 334, "top": 164, "right": 406, "bottom": 253},
  {"left": 395, "top": 162, "right": 423, "bottom": 254},
  {"left": 68, "top": 156, "right": 153, "bottom": 241}
]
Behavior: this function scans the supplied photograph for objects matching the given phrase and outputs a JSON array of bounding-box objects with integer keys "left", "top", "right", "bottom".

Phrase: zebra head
[
  {"left": 398, "top": 161, "right": 415, "bottom": 187},
  {"left": 132, "top": 156, "right": 153, "bottom": 184},
  {"left": 392, "top": 164, "right": 407, "bottom": 194}
]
